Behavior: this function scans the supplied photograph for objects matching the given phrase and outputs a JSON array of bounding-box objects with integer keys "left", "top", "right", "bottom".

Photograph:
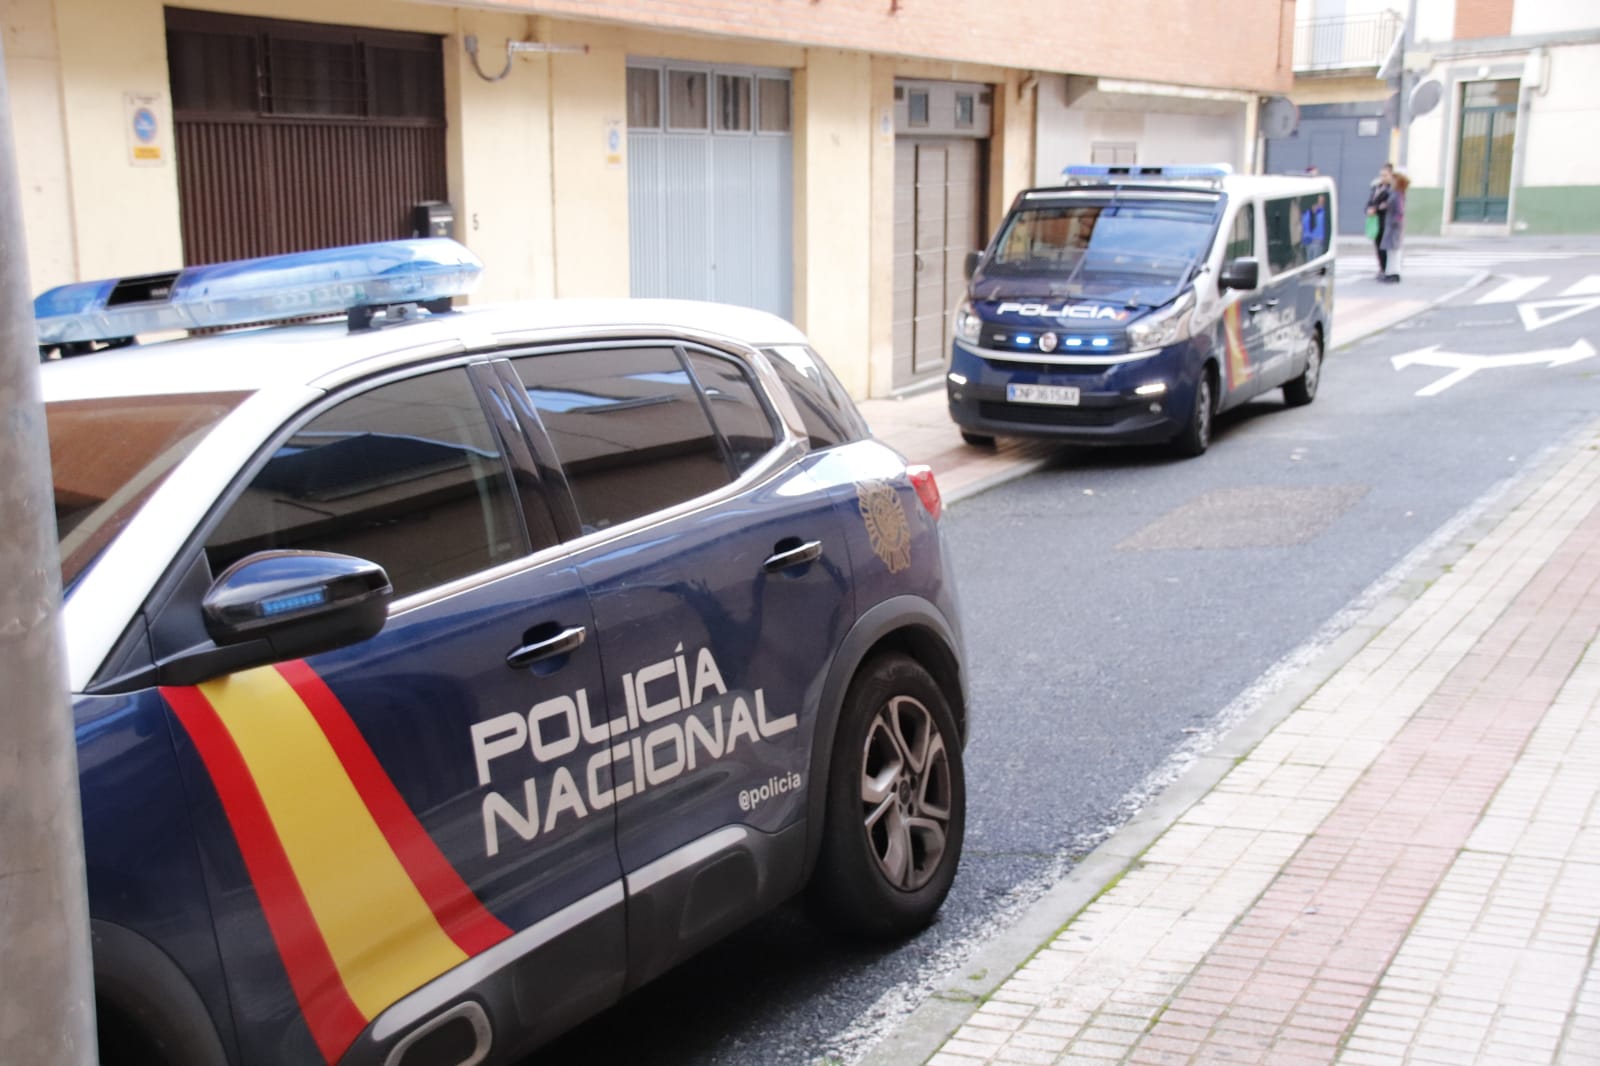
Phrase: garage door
[
  {"left": 1264, "top": 103, "right": 1390, "bottom": 236},
  {"left": 626, "top": 62, "right": 793, "bottom": 320},
  {"left": 166, "top": 10, "right": 447, "bottom": 266}
]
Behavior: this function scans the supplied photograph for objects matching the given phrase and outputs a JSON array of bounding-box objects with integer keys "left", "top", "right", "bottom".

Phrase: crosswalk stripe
[{"left": 1476, "top": 276, "right": 1550, "bottom": 304}]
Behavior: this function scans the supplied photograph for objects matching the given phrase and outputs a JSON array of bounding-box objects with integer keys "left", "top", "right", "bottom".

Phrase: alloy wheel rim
[
  {"left": 1197, "top": 379, "right": 1212, "bottom": 446},
  {"left": 860, "top": 694, "right": 952, "bottom": 891},
  {"left": 1307, "top": 343, "right": 1322, "bottom": 395}
]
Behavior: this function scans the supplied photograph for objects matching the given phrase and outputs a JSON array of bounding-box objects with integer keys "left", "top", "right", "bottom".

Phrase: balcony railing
[{"left": 1293, "top": 11, "right": 1403, "bottom": 73}]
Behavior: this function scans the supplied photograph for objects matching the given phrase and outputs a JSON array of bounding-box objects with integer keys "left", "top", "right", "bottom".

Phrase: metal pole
[
  {"left": 0, "top": 39, "right": 98, "bottom": 1066},
  {"left": 1398, "top": 0, "right": 1419, "bottom": 169}
]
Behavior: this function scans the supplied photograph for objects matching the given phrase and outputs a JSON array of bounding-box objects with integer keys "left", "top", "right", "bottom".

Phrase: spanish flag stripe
[
  {"left": 160, "top": 683, "right": 367, "bottom": 1064},
  {"left": 275, "top": 660, "right": 513, "bottom": 955},
  {"left": 195, "top": 667, "right": 469, "bottom": 1018}
]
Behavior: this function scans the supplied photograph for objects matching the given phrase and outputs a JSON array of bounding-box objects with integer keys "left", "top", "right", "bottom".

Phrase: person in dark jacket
[{"left": 1367, "top": 163, "right": 1394, "bottom": 278}]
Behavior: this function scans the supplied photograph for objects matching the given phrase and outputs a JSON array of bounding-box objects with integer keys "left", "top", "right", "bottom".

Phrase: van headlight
[
  {"left": 954, "top": 301, "right": 983, "bottom": 344},
  {"left": 1126, "top": 292, "right": 1196, "bottom": 351}
]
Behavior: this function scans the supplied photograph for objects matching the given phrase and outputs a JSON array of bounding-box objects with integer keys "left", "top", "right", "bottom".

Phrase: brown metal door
[
  {"left": 892, "top": 137, "right": 986, "bottom": 389},
  {"left": 167, "top": 11, "right": 447, "bottom": 266}
]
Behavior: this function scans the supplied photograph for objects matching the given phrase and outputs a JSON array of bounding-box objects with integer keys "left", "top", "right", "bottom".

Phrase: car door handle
[
  {"left": 1247, "top": 299, "right": 1279, "bottom": 313},
  {"left": 506, "top": 625, "right": 587, "bottom": 669},
  {"left": 763, "top": 540, "right": 823, "bottom": 573}
]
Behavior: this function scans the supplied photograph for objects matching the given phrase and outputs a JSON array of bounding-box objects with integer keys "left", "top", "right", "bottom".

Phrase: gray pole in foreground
[{"left": 0, "top": 43, "right": 98, "bottom": 1066}]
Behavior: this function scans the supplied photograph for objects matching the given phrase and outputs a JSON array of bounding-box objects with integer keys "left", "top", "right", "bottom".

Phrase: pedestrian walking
[
  {"left": 1366, "top": 163, "right": 1394, "bottom": 279},
  {"left": 1381, "top": 172, "right": 1408, "bottom": 283}
]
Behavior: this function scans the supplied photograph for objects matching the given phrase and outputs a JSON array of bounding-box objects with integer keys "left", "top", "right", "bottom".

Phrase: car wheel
[
  {"left": 1171, "top": 371, "right": 1214, "bottom": 458},
  {"left": 1283, "top": 330, "right": 1323, "bottom": 407},
  {"left": 960, "top": 430, "right": 996, "bottom": 447},
  {"left": 811, "top": 653, "right": 965, "bottom": 939}
]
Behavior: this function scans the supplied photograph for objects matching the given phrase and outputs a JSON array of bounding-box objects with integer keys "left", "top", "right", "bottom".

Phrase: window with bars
[{"left": 166, "top": 10, "right": 443, "bottom": 122}]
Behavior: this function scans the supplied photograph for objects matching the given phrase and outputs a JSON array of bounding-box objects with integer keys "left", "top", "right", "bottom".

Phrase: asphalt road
[{"left": 529, "top": 245, "right": 1600, "bottom": 1066}]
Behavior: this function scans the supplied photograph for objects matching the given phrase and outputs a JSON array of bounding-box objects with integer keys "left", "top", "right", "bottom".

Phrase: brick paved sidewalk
[{"left": 905, "top": 426, "right": 1600, "bottom": 1065}]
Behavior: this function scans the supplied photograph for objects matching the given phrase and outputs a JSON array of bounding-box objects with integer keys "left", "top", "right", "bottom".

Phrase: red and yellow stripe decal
[
  {"left": 1223, "top": 302, "right": 1250, "bottom": 391},
  {"left": 163, "top": 662, "right": 512, "bottom": 1063}
]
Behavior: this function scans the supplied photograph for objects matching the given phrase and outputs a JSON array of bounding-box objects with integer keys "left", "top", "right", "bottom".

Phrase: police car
[
  {"left": 947, "top": 165, "right": 1336, "bottom": 455},
  {"left": 41, "top": 240, "right": 968, "bottom": 1066}
]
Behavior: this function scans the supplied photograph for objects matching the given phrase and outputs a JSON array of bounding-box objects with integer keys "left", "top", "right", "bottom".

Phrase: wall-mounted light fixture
[{"left": 463, "top": 34, "right": 589, "bottom": 83}]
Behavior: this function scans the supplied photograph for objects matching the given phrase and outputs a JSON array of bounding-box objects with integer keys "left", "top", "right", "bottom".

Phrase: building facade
[
  {"left": 1276, "top": 0, "right": 1600, "bottom": 238},
  {"left": 5, "top": 0, "right": 1292, "bottom": 396}
]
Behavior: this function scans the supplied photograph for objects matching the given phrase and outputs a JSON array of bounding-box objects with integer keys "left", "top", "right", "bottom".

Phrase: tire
[
  {"left": 1171, "top": 370, "right": 1214, "bottom": 458},
  {"left": 810, "top": 653, "right": 965, "bottom": 939},
  {"left": 960, "top": 430, "right": 996, "bottom": 447},
  {"left": 1283, "top": 330, "right": 1323, "bottom": 407}
]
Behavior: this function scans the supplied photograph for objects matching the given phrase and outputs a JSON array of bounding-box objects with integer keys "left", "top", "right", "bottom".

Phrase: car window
[
  {"left": 514, "top": 347, "right": 732, "bottom": 532},
  {"left": 762, "top": 345, "right": 870, "bottom": 449},
  {"left": 206, "top": 367, "right": 528, "bottom": 598},
  {"left": 1264, "top": 195, "right": 1304, "bottom": 274},
  {"left": 47, "top": 390, "right": 251, "bottom": 592},
  {"left": 683, "top": 349, "right": 778, "bottom": 474},
  {"left": 1225, "top": 203, "right": 1255, "bottom": 262}
]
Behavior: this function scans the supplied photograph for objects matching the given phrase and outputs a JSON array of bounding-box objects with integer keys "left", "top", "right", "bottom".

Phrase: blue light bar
[
  {"left": 35, "top": 238, "right": 483, "bottom": 345},
  {"left": 1063, "top": 164, "right": 1233, "bottom": 181}
]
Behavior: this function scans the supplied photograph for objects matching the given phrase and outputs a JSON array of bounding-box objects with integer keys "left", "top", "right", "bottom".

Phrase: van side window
[
  {"left": 1225, "top": 207, "right": 1255, "bottom": 262},
  {"left": 1264, "top": 196, "right": 1303, "bottom": 274},
  {"left": 1298, "top": 192, "right": 1330, "bottom": 261}
]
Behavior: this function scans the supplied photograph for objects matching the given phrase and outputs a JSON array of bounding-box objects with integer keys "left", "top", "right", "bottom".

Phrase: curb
[{"left": 1330, "top": 268, "right": 1490, "bottom": 352}]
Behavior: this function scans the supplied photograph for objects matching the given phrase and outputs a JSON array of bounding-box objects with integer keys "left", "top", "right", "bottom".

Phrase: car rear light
[{"left": 907, "top": 464, "right": 942, "bottom": 521}]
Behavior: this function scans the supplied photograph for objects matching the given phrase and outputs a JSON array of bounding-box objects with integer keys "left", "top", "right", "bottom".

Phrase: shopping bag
[{"left": 1364, "top": 214, "right": 1380, "bottom": 240}]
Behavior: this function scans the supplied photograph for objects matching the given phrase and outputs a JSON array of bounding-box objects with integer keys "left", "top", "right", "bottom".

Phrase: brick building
[{"left": 4, "top": 0, "right": 1293, "bottom": 394}]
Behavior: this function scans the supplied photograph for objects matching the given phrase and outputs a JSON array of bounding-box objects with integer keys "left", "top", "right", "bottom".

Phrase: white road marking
[
  {"left": 1390, "top": 338, "right": 1597, "bottom": 395},
  {"left": 1517, "top": 296, "right": 1600, "bottom": 332},
  {"left": 1560, "top": 274, "right": 1600, "bottom": 296},
  {"left": 1476, "top": 275, "right": 1549, "bottom": 304}
]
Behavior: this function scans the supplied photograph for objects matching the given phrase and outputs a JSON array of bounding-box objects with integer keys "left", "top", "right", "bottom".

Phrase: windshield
[
  {"left": 979, "top": 199, "right": 1218, "bottom": 306},
  {"left": 49, "top": 392, "right": 249, "bottom": 592}
]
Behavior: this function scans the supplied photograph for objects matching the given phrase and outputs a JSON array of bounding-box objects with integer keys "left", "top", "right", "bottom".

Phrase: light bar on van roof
[
  {"left": 1063, "top": 164, "right": 1233, "bottom": 181},
  {"left": 34, "top": 238, "right": 483, "bottom": 346}
]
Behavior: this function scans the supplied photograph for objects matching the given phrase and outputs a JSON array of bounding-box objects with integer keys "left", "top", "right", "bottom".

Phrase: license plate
[{"left": 1006, "top": 383, "right": 1081, "bottom": 406}]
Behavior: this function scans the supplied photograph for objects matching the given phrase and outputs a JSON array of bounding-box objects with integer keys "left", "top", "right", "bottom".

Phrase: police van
[
  {"left": 37, "top": 240, "right": 968, "bottom": 1065},
  {"left": 946, "top": 165, "right": 1336, "bottom": 456}
]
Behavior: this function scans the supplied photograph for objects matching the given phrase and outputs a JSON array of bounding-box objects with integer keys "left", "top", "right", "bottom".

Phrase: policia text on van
[{"left": 947, "top": 165, "right": 1336, "bottom": 457}]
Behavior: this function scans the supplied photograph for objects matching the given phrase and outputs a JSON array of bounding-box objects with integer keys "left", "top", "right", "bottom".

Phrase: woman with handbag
[
  {"left": 1366, "top": 163, "right": 1394, "bottom": 278},
  {"left": 1380, "top": 172, "right": 1409, "bottom": 282}
]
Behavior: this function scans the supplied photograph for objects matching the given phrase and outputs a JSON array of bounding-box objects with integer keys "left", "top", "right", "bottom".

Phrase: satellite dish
[
  {"left": 1411, "top": 79, "right": 1444, "bottom": 118},
  {"left": 1261, "top": 96, "right": 1300, "bottom": 139}
]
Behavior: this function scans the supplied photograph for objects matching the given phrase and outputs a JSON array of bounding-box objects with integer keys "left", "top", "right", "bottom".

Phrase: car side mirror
[
  {"left": 1218, "top": 257, "right": 1260, "bottom": 292},
  {"left": 964, "top": 251, "right": 982, "bottom": 280},
  {"left": 158, "top": 551, "right": 392, "bottom": 685}
]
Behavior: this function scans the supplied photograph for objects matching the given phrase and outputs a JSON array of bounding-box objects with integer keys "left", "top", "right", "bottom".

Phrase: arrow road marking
[
  {"left": 1389, "top": 338, "right": 1597, "bottom": 396},
  {"left": 1517, "top": 296, "right": 1600, "bottom": 332}
]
